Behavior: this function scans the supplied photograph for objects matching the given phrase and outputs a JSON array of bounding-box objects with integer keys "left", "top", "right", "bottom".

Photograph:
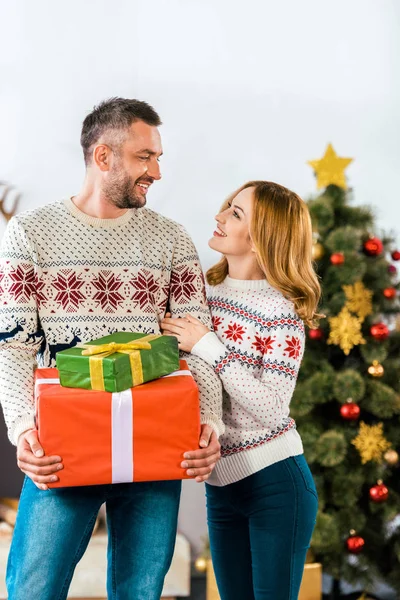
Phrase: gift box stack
[{"left": 35, "top": 332, "right": 200, "bottom": 488}]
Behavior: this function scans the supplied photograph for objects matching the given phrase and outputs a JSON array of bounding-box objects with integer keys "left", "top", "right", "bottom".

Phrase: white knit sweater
[
  {"left": 0, "top": 198, "right": 224, "bottom": 445},
  {"left": 192, "top": 276, "right": 304, "bottom": 486}
]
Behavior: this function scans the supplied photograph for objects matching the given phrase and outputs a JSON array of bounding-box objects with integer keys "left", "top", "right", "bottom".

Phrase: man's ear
[{"left": 93, "top": 144, "right": 112, "bottom": 172}]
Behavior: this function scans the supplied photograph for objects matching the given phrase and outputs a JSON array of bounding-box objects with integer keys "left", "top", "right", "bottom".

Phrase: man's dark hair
[{"left": 81, "top": 97, "right": 162, "bottom": 165}]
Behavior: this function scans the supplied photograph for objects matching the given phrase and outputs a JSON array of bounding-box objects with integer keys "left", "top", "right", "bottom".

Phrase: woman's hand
[{"left": 161, "top": 313, "right": 210, "bottom": 352}]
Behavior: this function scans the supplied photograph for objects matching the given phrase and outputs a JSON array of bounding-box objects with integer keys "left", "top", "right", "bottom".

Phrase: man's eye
[{"left": 139, "top": 156, "right": 150, "bottom": 160}]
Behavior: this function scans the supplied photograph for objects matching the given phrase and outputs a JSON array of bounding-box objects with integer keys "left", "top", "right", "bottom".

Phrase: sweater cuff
[
  {"left": 192, "top": 332, "right": 227, "bottom": 366},
  {"left": 201, "top": 413, "right": 225, "bottom": 438},
  {"left": 10, "top": 414, "right": 36, "bottom": 446}
]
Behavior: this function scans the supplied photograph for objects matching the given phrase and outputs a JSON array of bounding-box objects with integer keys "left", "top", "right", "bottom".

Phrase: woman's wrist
[{"left": 192, "top": 332, "right": 227, "bottom": 365}]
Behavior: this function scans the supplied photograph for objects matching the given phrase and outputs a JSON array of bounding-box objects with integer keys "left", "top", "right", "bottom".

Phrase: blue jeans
[
  {"left": 7, "top": 477, "right": 181, "bottom": 600},
  {"left": 206, "top": 455, "right": 318, "bottom": 600}
]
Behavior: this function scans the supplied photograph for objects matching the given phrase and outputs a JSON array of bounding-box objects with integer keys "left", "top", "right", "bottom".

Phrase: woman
[{"left": 162, "top": 181, "right": 321, "bottom": 600}]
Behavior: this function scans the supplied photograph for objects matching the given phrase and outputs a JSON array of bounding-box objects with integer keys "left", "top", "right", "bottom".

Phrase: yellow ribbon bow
[
  {"left": 81, "top": 340, "right": 153, "bottom": 357},
  {"left": 81, "top": 335, "right": 160, "bottom": 390}
]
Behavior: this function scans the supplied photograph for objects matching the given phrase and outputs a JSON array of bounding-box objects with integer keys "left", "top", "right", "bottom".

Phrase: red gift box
[{"left": 35, "top": 360, "right": 200, "bottom": 487}]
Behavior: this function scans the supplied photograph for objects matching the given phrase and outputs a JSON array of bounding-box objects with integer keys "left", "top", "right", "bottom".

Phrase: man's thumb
[
  {"left": 26, "top": 430, "right": 44, "bottom": 457},
  {"left": 200, "top": 426, "right": 212, "bottom": 448}
]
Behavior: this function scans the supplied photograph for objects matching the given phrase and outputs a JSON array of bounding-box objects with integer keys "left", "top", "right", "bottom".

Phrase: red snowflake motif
[
  {"left": 8, "top": 264, "right": 36, "bottom": 303},
  {"left": 130, "top": 270, "right": 159, "bottom": 310},
  {"left": 224, "top": 322, "right": 246, "bottom": 342},
  {"left": 92, "top": 272, "right": 124, "bottom": 313},
  {"left": 170, "top": 266, "right": 197, "bottom": 304},
  {"left": 252, "top": 335, "right": 275, "bottom": 355},
  {"left": 0, "top": 271, "right": 4, "bottom": 296},
  {"left": 212, "top": 316, "right": 223, "bottom": 332},
  {"left": 156, "top": 282, "right": 171, "bottom": 313},
  {"left": 284, "top": 336, "right": 302, "bottom": 359},
  {"left": 53, "top": 270, "right": 86, "bottom": 311},
  {"left": 34, "top": 274, "right": 47, "bottom": 308}
]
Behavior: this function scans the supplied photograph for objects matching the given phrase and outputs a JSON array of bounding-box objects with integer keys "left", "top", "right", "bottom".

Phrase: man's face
[{"left": 102, "top": 120, "right": 162, "bottom": 209}]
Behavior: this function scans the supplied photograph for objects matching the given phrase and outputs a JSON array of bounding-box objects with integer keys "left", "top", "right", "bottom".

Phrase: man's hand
[
  {"left": 181, "top": 424, "right": 221, "bottom": 483},
  {"left": 17, "top": 429, "right": 63, "bottom": 491}
]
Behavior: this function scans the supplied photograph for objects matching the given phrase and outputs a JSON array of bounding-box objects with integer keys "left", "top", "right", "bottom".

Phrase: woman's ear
[{"left": 250, "top": 238, "right": 257, "bottom": 253}]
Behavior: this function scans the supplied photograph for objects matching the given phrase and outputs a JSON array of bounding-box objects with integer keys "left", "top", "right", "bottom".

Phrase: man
[{"left": 0, "top": 98, "right": 224, "bottom": 600}]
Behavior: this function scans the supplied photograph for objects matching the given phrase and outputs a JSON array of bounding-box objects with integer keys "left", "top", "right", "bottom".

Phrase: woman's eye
[{"left": 233, "top": 211, "right": 240, "bottom": 218}]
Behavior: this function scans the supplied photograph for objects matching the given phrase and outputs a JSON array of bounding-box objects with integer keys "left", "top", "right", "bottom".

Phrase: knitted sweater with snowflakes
[
  {"left": 0, "top": 198, "right": 224, "bottom": 445},
  {"left": 191, "top": 276, "right": 305, "bottom": 486}
]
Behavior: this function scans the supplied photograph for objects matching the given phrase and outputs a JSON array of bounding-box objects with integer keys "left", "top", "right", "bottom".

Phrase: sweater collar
[
  {"left": 63, "top": 198, "right": 136, "bottom": 229},
  {"left": 223, "top": 276, "right": 272, "bottom": 291}
]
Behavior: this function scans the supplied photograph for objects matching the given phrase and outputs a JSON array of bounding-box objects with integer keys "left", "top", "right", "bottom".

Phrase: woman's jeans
[
  {"left": 206, "top": 455, "right": 318, "bottom": 600},
  {"left": 6, "top": 476, "right": 181, "bottom": 600}
]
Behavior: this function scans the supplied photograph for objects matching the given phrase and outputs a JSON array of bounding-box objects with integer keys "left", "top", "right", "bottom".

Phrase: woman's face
[{"left": 208, "top": 186, "right": 255, "bottom": 257}]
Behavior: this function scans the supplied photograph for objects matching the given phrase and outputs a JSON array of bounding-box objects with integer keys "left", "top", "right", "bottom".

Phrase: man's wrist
[
  {"left": 12, "top": 415, "right": 36, "bottom": 446},
  {"left": 17, "top": 427, "right": 36, "bottom": 443}
]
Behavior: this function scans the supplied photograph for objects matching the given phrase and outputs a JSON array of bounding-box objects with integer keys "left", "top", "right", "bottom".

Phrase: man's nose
[{"left": 147, "top": 158, "right": 162, "bottom": 180}]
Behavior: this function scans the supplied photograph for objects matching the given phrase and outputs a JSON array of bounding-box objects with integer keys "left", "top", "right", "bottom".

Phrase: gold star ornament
[
  {"left": 328, "top": 306, "right": 366, "bottom": 355},
  {"left": 343, "top": 281, "right": 373, "bottom": 322},
  {"left": 352, "top": 421, "right": 391, "bottom": 464},
  {"left": 308, "top": 143, "right": 353, "bottom": 190}
]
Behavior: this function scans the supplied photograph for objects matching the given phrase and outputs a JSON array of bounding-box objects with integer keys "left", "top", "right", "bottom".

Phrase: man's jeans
[{"left": 7, "top": 476, "right": 181, "bottom": 600}]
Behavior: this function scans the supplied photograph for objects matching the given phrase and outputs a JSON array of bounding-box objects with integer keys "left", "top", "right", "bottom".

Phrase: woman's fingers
[
  {"left": 185, "top": 314, "right": 202, "bottom": 325},
  {"left": 161, "top": 323, "right": 185, "bottom": 335}
]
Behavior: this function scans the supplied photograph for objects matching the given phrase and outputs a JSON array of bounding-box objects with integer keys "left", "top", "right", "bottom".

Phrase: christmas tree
[{"left": 293, "top": 144, "right": 400, "bottom": 597}]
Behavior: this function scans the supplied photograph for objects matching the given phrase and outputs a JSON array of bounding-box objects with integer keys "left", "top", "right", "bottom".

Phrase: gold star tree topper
[
  {"left": 352, "top": 421, "right": 391, "bottom": 464},
  {"left": 308, "top": 143, "right": 353, "bottom": 190},
  {"left": 343, "top": 281, "right": 373, "bottom": 322},
  {"left": 327, "top": 306, "right": 366, "bottom": 355}
]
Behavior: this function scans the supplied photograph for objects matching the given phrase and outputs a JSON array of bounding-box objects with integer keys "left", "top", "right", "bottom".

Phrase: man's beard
[{"left": 103, "top": 167, "right": 148, "bottom": 210}]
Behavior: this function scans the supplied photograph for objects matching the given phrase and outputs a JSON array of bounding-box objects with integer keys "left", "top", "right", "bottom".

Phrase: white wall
[{"left": 1, "top": 0, "right": 400, "bottom": 556}]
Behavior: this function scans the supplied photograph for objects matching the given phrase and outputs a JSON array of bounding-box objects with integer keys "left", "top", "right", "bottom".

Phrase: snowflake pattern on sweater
[
  {"left": 0, "top": 199, "right": 224, "bottom": 444},
  {"left": 191, "top": 276, "right": 305, "bottom": 486}
]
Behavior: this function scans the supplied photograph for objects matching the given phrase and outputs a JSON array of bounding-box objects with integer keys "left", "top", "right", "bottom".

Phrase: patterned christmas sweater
[
  {"left": 0, "top": 198, "right": 224, "bottom": 445},
  {"left": 191, "top": 276, "right": 304, "bottom": 486}
]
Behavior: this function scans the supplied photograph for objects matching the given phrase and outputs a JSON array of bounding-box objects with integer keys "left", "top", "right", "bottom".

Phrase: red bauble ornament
[
  {"left": 369, "top": 481, "right": 389, "bottom": 503},
  {"left": 330, "top": 252, "right": 345, "bottom": 266},
  {"left": 370, "top": 322, "right": 389, "bottom": 341},
  {"left": 388, "top": 265, "right": 397, "bottom": 275},
  {"left": 363, "top": 237, "right": 383, "bottom": 256},
  {"left": 383, "top": 287, "right": 397, "bottom": 300},
  {"left": 346, "top": 533, "right": 365, "bottom": 554},
  {"left": 340, "top": 402, "right": 360, "bottom": 421},
  {"left": 391, "top": 250, "right": 400, "bottom": 261},
  {"left": 308, "top": 327, "right": 324, "bottom": 341}
]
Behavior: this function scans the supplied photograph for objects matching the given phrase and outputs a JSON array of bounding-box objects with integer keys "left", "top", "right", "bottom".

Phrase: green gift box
[{"left": 56, "top": 332, "right": 180, "bottom": 393}]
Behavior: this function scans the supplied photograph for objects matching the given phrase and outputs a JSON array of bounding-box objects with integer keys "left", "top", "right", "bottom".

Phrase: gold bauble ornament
[
  {"left": 384, "top": 449, "right": 399, "bottom": 465},
  {"left": 307, "top": 143, "right": 354, "bottom": 190},
  {"left": 312, "top": 242, "right": 325, "bottom": 260},
  {"left": 367, "top": 360, "right": 384, "bottom": 378},
  {"left": 195, "top": 556, "right": 208, "bottom": 572}
]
